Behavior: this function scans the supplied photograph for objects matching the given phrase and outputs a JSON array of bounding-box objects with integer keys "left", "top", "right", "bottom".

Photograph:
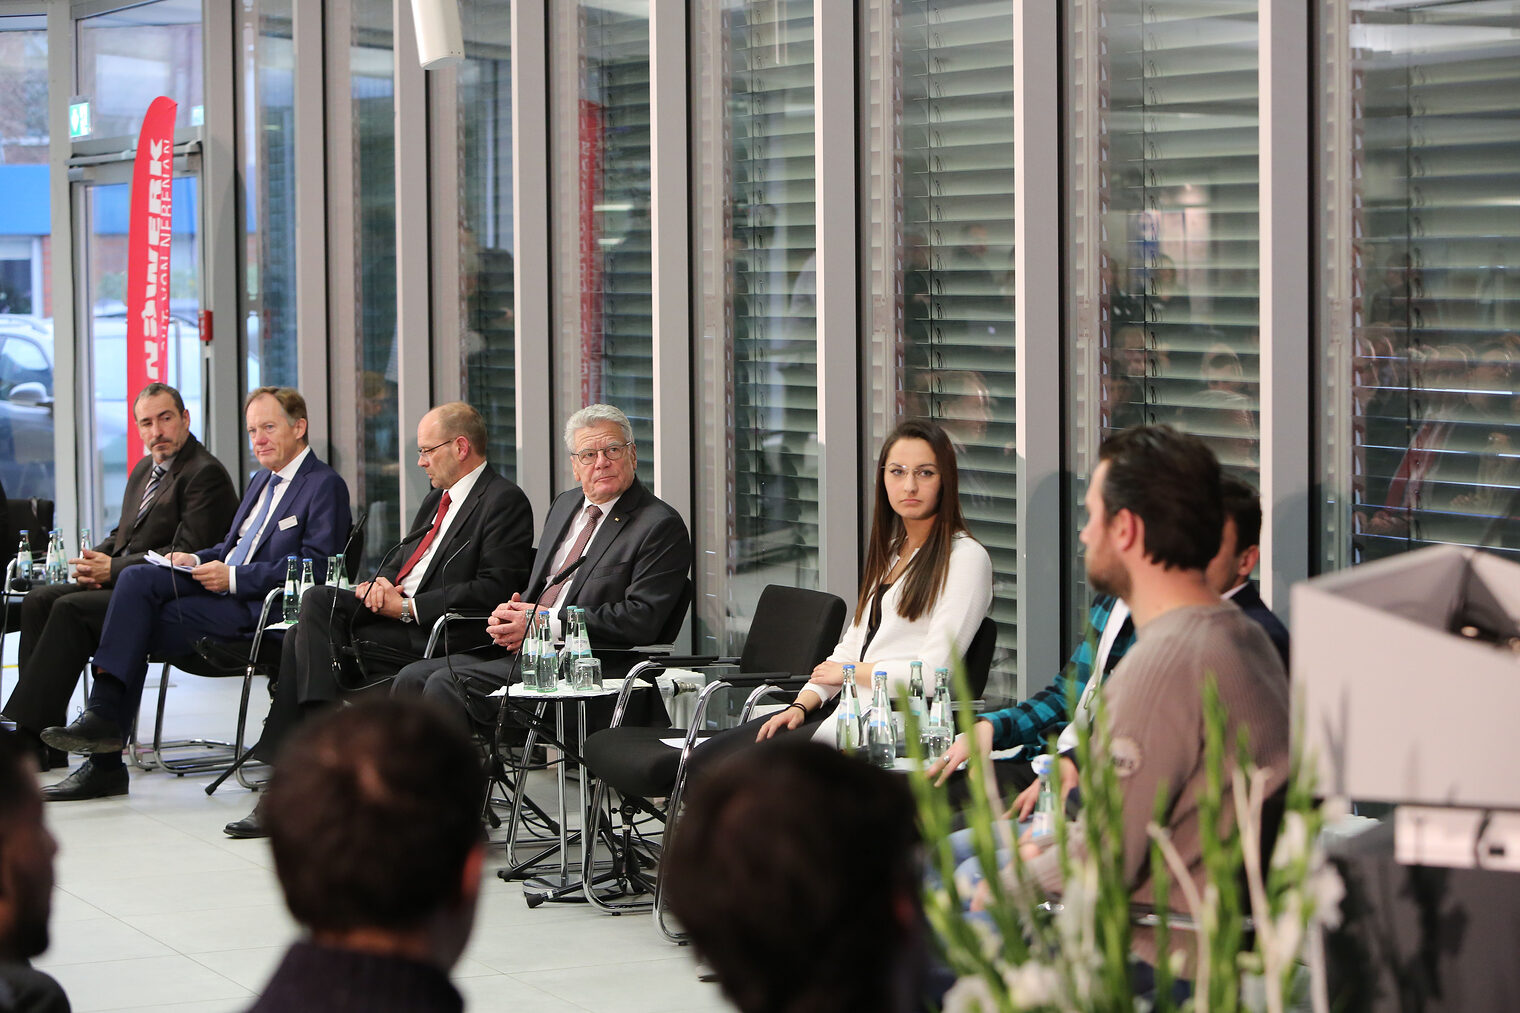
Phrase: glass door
[{"left": 72, "top": 165, "right": 205, "bottom": 535}]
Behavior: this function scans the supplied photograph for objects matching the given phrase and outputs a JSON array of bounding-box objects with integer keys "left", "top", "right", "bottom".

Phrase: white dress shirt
[
  {"left": 400, "top": 461, "right": 487, "bottom": 599},
  {"left": 541, "top": 493, "right": 617, "bottom": 640},
  {"left": 201, "top": 445, "right": 312, "bottom": 595}
]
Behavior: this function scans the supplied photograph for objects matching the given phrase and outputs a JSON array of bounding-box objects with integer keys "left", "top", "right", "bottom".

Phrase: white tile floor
[{"left": 17, "top": 658, "right": 733, "bottom": 1013}]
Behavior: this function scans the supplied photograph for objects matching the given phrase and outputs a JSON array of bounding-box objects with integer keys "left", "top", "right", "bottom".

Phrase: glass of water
[{"left": 572, "top": 657, "right": 602, "bottom": 691}]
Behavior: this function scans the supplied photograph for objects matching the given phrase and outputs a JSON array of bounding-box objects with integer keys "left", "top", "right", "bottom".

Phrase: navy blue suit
[
  {"left": 87, "top": 450, "right": 351, "bottom": 738},
  {"left": 1231, "top": 579, "right": 1290, "bottom": 672}
]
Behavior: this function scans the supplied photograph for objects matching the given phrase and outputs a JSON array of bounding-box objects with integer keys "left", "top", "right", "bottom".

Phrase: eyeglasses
[
  {"left": 417, "top": 438, "right": 456, "bottom": 458},
  {"left": 884, "top": 466, "right": 939, "bottom": 481},
  {"left": 571, "top": 442, "right": 631, "bottom": 466}
]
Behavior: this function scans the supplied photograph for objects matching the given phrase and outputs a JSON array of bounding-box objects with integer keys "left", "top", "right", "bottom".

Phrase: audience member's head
[
  {"left": 664, "top": 739, "right": 923, "bottom": 1013},
  {"left": 263, "top": 699, "right": 485, "bottom": 971},
  {"left": 1085, "top": 425, "right": 1222, "bottom": 597},
  {"left": 0, "top": 728, "right": 58, "bottom": 962},
  {"left": 1206, "top": 476, "right": 1263, "bottom": 595}
]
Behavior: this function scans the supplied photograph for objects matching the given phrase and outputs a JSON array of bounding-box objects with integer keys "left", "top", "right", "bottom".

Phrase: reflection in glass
[
  {"left": 1064, "top": 0, "right": 1259, "bottom": 636},
  {"left": 86, "top": 180, "right": 203, "bottom": 532},
  {"left": 241, "top": 0, "right": 297, "bottom": 390},
  {"left": 552, "top": 2, "right": 653, "bottom": 486},
  {"left": 352, "top": 0, "right": 398, "bottom": 567},
  {"left": 78, "top": 0, "right": 204, "bottom": 138},
  {"left": 694, "top": 1, "right": 818, "bottom": 653},
  {"left": 862, "top": 0, "right": 1017, "bottom": 700},
  {"left": 456, "top": 0, "right": 516, "bottom": 479},
  {"left": 0, "top": 19, "right": 52, "bottom": 503},
  {"left": 1322, "top": 1, "right": 1520, "bottom": 566}
]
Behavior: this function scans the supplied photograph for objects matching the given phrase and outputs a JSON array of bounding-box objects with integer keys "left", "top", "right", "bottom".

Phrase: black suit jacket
[
  {"left": 383, "top": 464, "right": 534, "bottom": 630},
  {"left": 101, "top": 433, "right": 240, "bottom": 584},
  {"left": 1232, "top": 579, "right": 1291, "bottom": 671},
  {"left": 528, "top": 477, "right": 692, "bottom": 649}
]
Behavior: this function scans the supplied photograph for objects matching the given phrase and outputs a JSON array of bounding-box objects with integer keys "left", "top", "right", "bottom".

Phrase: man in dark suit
[
  {"left": 40, "top": 387, "right": 351, "bottom": 801},
  {"left": 1206, "top": 476, "right": 1290, "bottom": 670},
  {"left": 2, "top": 383, "right": 239, "bottom": 769},
  {"left": 221, "top": 402, "right": 533, "bottom": 839},
  {"left": 392, "top": 403, "right": 692, "bottom": 724}
]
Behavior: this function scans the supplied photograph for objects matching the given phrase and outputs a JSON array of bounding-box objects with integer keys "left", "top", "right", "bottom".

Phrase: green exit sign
[{"left": 69, "top": 98, "right": 91, "bottom": 139}]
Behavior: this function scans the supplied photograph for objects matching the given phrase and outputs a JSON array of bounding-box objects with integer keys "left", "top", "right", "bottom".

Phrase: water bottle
[
  {"left": 46, "top": 530, "right": 65, "bottom": 584},
  {"left": 537, "top": 609, "right": 559, "bottom": 687},
  {"left": 835, "top": 664, "right": 864, "bottom": 755},
  {"left": 14, "top": 531, "right": 31, "bottom": 584},
  {"left": 520, "top": 610, "right": 541, "bottom": 690},
  {"left": 327, "top": 553, "right": 347, "bottom": 589},
  {"left": 923, "top": 667, "right": 952, "bottom": 761},
  {"left": 866, "top": 669, "right": 897, "bottom": 769},
  {"left": 282, "top": 556, "right": 301, "bottom": 623},
  {"left": 77, "top": 527, "right": 93, "bottom": 580},
  {"left": 1028, "top": 754, "right": 1059, "bottom": 843},
  {"left": 299, "top": 558, "right": 316, "bottom": 600}
]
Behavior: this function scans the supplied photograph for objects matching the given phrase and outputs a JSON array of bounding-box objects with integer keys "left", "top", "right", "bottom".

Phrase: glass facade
[
  {"left": 693, "top": 0, "right": 819, "bottom": 653},
  {"left": 552, "top": 1, "right": 653, "bottom": 487},
  {"left": 861, "top": 0, "right": 1018, "bottom": 697},
  {"left": 77, "top": 0, "right": 204, "bottom": 139},
  {"left": 455, "top": 0, "right": 516, "bottom": 480},
  {"left": 240, "top": 0, "right": 297, "bottom": 391},
  {"left": 1063, "top": 0, "right": 1261, "bottom": 638},
  {"left": 1320, "top": 0, "right": 1520, "bottom": 570},
  {"left": 350, "top": 0, "right": 399, "bottom": 566}
]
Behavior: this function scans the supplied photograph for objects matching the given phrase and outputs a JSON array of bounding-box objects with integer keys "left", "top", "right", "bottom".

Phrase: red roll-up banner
[{"left": 125, "top": 95, "right": 178, "bottom": 470}]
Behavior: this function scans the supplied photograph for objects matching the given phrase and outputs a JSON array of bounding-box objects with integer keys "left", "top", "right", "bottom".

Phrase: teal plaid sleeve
[{"left": 981, "top": 595, "right": 1123, "bottom": 752}]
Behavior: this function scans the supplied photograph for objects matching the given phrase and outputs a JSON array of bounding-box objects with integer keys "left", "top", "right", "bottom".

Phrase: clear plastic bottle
[
  {"left": 282, "top": 556, "right": 301, "bottom": 623},
  {"left": 14, "top": 531, "right": 31, "bottom": 584},
  {"left": 835, "top": 663, "right": 864, "bottom": 755},
  {"left": 866, "top": 669, "right": 897, "bottom": 768},
  {"left": 1028, "top": 754, "right": 1058, "bottom": 843}
]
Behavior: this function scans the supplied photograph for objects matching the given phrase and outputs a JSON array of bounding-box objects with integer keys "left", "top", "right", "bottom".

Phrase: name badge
[{"left": 277, "top": 516, "right": 299, "bottom": 531}]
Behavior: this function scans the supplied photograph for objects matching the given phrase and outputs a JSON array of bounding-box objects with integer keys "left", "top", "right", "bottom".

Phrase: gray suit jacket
[
  {"left": 101, "top": 433, "right": 240, "bottom": 584},
  {"left": 527, "top": 477, "right": 691, "bottom": 650}
]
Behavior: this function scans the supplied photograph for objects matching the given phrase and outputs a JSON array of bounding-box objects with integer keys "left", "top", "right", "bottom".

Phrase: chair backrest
[
  {"left": 344, "top": 506, "right": 369, "bottom": 582},
  {"left": 6, "top": 497, "right": 53, "bottom": 555},
  {"left": 962, "top": 615, "right": 998, "bottom": 699},
  {"left": 737, "top": 584, "right": 848, "bottom": 676}
]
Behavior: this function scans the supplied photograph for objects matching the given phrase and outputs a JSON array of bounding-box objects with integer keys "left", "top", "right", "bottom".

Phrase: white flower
[
  {"left": 1003, "top": 961, "right": 1062, "bottom": 1008},
  {"left": 1272, "top": 811, "right": 1309, "bottom": 869},
  {"left": 1309, "top": 862, "right": 1346, "bottom": 930},
  {"left": 943, "top": 974, "right": 1000, "bottom": 1013}
]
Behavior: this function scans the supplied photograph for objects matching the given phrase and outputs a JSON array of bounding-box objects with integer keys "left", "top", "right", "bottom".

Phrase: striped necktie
[
  {"left": 135, "top": 464, "right": 167, "bottom": 526},
  {"left": 226, "top": 475, "right": 283, "bottom": 566},
  {"left": 538, "top": 505, "right": 602, "bottom": 609}
]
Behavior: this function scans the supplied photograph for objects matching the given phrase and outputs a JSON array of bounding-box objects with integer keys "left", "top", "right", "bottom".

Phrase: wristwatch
[{"left": 400, "top": 597, "right": 414, "bottom": 623}]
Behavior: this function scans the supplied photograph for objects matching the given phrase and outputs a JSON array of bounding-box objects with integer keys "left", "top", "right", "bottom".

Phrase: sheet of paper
[{"left": 145, "top": 550, "right": 196, "bottom": 574}]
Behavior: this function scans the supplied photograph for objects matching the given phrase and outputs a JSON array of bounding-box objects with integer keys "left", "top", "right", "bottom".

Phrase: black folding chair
[{"left": 578, "top": 584, "right": 849, "bottom": 929}]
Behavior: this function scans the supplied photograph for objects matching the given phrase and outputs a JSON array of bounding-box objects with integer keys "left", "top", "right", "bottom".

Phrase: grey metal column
[
  {"left": 1259, "top": 0, "right": 1312, "bottom": 613},
  {"left": 1012, "top": 0, "right": 1061, "bottom": 700},
  {"left": 394, "top": 0, "right": 431, "bottom": 520},
  {"left": 814, "top": 0, "right": 859, "bottom": 601},
  {"left": 47, "top": 0, "right": 78, "bottom": 539},
  {"left": 428, "top": 62, "right": 461, "bottom": 404},
  {"left": 649, "top": 0, "right": 691, "bottom": 524},
  {"left": 293, "top": 0, "right": 330, "bottom": 454},
  {"left": 511, "top": 0, "right": 553, "bottom": 513},
  {"left": 324, "top": 2, "right": 360, "bottom": 490},
  {"left": 201, "top": 0, "right": 241, "bottom": 466}
]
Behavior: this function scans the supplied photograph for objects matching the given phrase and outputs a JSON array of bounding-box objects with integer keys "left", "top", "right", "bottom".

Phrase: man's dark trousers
[
  {"left": 252, "top": 584, "right": 429, "bottom": 764},
  {"left": 88, "top": 565, "right": 263, "bottom": 741},
  {"left": 4, "top": 584, "right": 114, "bottom": 732}
]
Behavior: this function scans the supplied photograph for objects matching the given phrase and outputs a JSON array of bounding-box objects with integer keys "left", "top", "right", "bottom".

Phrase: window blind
[{"left": 1342, "top": 0, "right": 1520, "bottom": 563}]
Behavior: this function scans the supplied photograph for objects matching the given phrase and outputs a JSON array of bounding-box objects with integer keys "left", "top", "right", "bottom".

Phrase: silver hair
[{"left": 563, "top": 404, "right": 633, "bottom": 449}]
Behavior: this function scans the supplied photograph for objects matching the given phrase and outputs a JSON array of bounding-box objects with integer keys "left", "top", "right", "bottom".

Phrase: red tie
[
  {"left": 396, "top": 491, "right": 451, "bottom": 583},
  {"left": 538, "top": 505, "right": 602, "bottom": 609}
]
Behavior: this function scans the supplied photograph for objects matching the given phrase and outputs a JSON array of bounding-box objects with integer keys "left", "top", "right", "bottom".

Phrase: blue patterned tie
[
  {"left": 226, "top": 474, "right": 283, "bottom": 566},
  {"left": 134, "top": 464, "right": 166, "bottom": 526}
]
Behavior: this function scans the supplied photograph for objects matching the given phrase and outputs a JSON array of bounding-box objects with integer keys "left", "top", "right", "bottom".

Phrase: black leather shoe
[
  {"left": 42, "top": 759, "right": 129, "bottom": 801},
  {"left": 41, "top": 710, "right": 125, "bottom": 755},
  {"left": 13, "top": 727, "right": 69, "bottom": 771},
  {"left": 224, "top": 799, "right": 268, "bottom": 839}
]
